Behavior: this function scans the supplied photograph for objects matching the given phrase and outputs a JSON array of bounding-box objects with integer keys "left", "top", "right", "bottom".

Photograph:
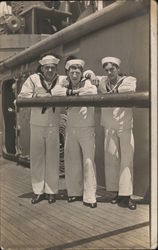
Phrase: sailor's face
[
  {"left": 104, "top": 63, "right": 119, "bottom": 81},
  {"left": 41, "top": 63, "right": 57, "bottom": 81},
  {"left": 68, "top": 66, "right": 82, "bottom": 86}
]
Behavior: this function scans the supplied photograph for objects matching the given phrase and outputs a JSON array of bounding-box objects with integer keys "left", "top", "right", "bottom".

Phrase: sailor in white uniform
[
  {"left": 60, "top": 57, "right": 98, "bottom": 208},
  {"left": 98, "top": 57, "right": 137, "bottom": 210},
  {"left": 18, "top": 55, "right": 66, "bottom": 204}
]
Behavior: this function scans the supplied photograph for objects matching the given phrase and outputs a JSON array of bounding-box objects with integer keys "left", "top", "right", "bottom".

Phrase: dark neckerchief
[
  {"left": 38, "top": 73, "right": 58, "bottom": 93},
  {"left": 38, "top": 73, "right": 59, "bottom": 113},
  {"left": 65, "top": 76, "right": 85, "bottom": 112},
  {"left": 106, "top": 75, "right": 127, "bottom": 93},
  {"left": 67, "top": 76, "right": 85, "bottom": 90}
]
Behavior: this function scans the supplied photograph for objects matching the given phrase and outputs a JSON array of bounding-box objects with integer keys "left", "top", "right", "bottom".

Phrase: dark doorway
[{"left": 2, "top": 79, "right": 16, "bottom": 154}]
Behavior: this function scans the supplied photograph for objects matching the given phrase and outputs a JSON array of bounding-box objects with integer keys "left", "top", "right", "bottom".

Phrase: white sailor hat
[
  {"left": 101, "top": 57, "right": 121, "bottom": 67},
  {"left": 65, "top": 59, "right": 85, "bottom": 70},
  {"left": 39, "top": 55, "right": 60, "bottom": 65}
]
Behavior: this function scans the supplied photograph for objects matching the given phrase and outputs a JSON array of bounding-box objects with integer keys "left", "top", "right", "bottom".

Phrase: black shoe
[
  {"left": 128, "top": 199, "right": 137, "bottom": 210},
  {"left": 83, "top": 202, "right": 97, "bottom": 208},
  {"left": 111, "top": 195, "right": 123, "bottom": 204},
  {"left": 118, "top": 196, "right": 136, "bottom": 209},
  {"left": 48, "top": 194, "right": 56, "bottom": 204},
  {"left": 68, "top": 196, "right": 82, "bottom": 203},
  {"left": 31, "top": 194, "right": 44, "bottom": 204}
]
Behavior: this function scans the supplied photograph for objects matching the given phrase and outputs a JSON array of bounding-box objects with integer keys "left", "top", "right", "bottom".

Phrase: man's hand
[
  {"left": 83, "top": 70, "right": 99, "bottom": 86},
  {"left": 83, "top": 70, "right": 95, "bottom": 79},
  {"left": 78, "top": 87, "right": 88, "bottom": 95}
]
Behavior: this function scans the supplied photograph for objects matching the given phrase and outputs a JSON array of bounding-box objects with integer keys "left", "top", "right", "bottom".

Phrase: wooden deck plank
[
  {"left": 3, "top": 167, "right": 149, "bottom": 230},
  {"left": 0, "top": 159, "right": 150, "bottom": 249},
  {"left": 119, "top": 229, "right": 150, "bottom": 248},
  {"left": 3, "top": 176, "right": 149, "bottom": 230},
  {"left": 2, "top": 179, "right": 117, "bottom": 233},
  {"left": 1, "top": 216, "right": 39, "bottom": 248},
  {"left": 1, "top": 206, "right": 57, "bottom": 247},
  {"left": 2, "top": 188, "right": 109, "bottom": 249},
  {"left": 2, "top": 186, "right": 107, "bottom": 248},
  {"left": 1, "top": 216, "right": 40, "bottom": 247},
  {"left": 1, "top": 192, "right": 77, "bottom": 245},
  {"left": 4, "top": 170, "right": 149, "bottom": 222},
  {"left": 3, "top": 183, "right": 141, "bottom": 248},
  {"left": 1, "top": 163, "right": 149, "bottom": 235},
  {"left": 1, "top": 180, "right": 108, "bottom": 248},
  {"left": 1, "top": 224, "right": 25, "bottom": 248}
]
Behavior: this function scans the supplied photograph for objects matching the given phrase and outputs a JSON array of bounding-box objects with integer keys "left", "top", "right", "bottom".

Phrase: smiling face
[
  {"left": 103, "top": 62, "right": 119, "bottom": 81},
  {"left": 41, "top": 63, "right": 57, "bottom": 81},
  {"left": 67, "top": 65, "right": 83, "bottom": 87}
]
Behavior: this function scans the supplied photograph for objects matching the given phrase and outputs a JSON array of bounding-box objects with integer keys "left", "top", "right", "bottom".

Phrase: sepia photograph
[{"left": 0, "top": 0, "right": 157, "bottom": 249}]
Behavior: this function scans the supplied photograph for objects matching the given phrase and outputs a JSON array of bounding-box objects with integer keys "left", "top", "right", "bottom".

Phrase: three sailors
[{"left": 18, "top": 55, "right": 137, "bottom": 210}]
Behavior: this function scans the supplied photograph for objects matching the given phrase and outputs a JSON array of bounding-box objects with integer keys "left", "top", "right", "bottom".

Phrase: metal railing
[{"left": 16, "top": 92, "right": 149, "bottom": 109}]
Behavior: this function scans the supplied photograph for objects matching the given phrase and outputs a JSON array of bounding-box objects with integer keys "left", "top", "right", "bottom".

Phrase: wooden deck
[{"left": 0, "top": 158, "right": 150, "bottom": 250}]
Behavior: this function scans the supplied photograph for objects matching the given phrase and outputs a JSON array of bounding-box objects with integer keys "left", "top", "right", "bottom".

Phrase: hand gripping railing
[{"left": 16, "top": 92, "right": 149, "bottom": 108}]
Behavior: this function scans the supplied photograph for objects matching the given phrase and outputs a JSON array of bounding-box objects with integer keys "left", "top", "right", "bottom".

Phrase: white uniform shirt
[
  {"left": 18, "top": 73, "right": 66, "bottom": 127},
  {"left": 98, "top": 76, "right": 137, "bottom": 130},
  {"left": 61, "top": 79, "right": 97, "bottom": 127}
]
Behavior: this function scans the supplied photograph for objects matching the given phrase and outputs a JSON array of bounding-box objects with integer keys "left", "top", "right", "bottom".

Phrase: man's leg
[
  {"left": 45, "top": 127, "right": 59, "bottom": 195},
  {"left": 80, "top": 128, "right": 97, "bottom": 205},
  {"left": 119, "top": 129, "right": 134, "bottom": 196},
  {"left": 104, "top": 128, "right": 120, "bottom": 192},
  {"left": 65, "top": 128, "right": 83, "bottom": 197},
  {"left": 118, "top": 129, "right": 136, "bottom": 209},
  {"left": 30, "top": 125, "right": 45, "bottom": 203}
]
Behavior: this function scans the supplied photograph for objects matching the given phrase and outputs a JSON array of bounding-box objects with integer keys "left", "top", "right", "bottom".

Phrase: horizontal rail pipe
[
  {"left": 0, "top": 0, "right": 149, "bottom": 73},
  {"left": 16, "top": 92, "right": 149, "bottom": 108}
]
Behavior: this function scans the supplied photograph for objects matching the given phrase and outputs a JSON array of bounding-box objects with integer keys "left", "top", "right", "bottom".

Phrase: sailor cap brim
[
  {"left": 65, "top": 59, "right": 85, "bottom": 70},
  {"left": 39, "top": 55, "right": 60, "bottom": 65},
  {"left": 101, "top": 57, "right": 121, "bottom": 67}
]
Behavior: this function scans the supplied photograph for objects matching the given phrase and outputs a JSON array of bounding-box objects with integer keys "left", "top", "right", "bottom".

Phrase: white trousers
[
  {"left": 104, "top": 128, "right": 134, "bottom": 196},
  {"left": 30, "top": 125, "right": 59, "bottom": 195},
  {"left": 65, "top": 127, "right": 97, "bottom": 203}
]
